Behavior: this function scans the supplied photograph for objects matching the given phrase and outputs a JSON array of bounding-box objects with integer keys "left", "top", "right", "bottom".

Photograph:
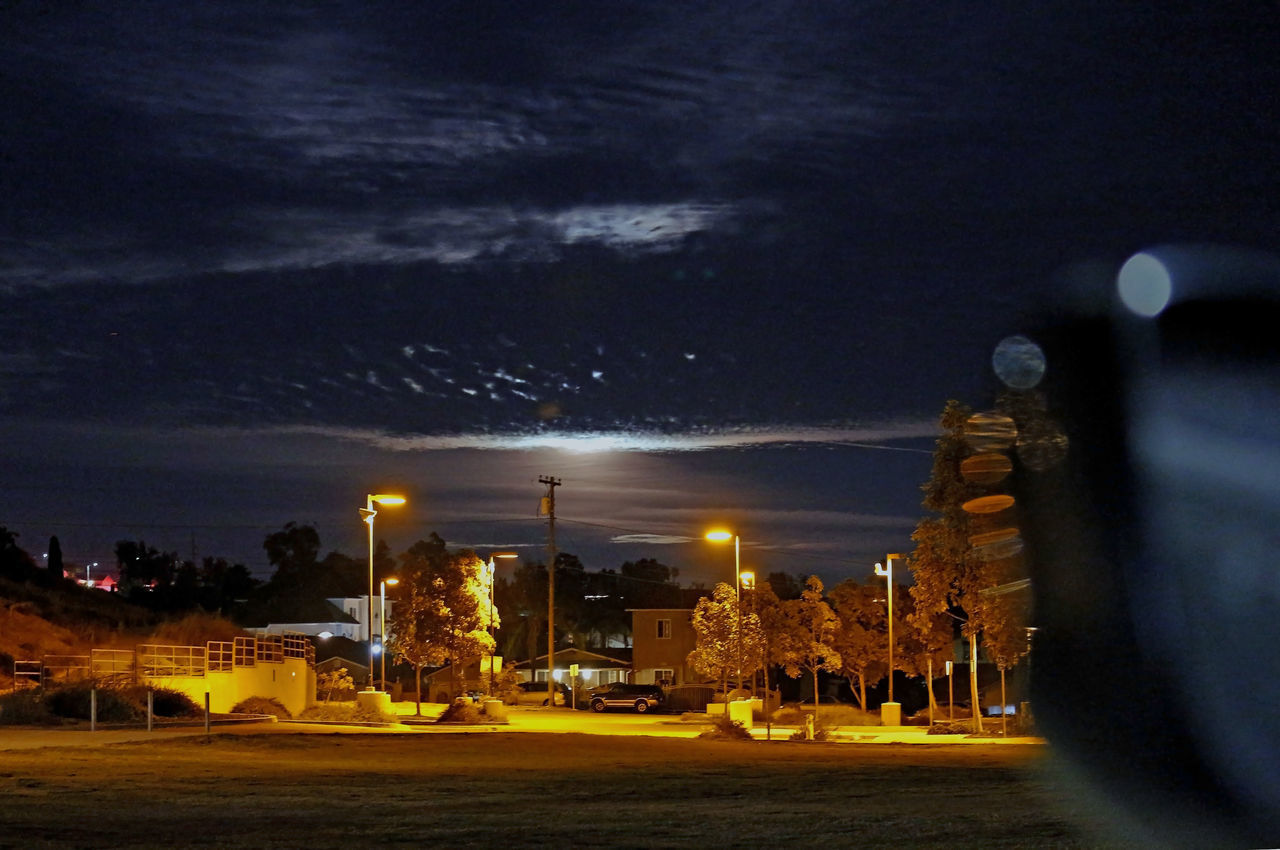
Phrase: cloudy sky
[{"left": 3, "top": 3, "right": 1277, "bottom": 585}]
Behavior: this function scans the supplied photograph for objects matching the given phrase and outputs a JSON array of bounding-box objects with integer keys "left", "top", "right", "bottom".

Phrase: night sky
[{"left": 3, "top": 3, "right": 1278, "bottom": 585}]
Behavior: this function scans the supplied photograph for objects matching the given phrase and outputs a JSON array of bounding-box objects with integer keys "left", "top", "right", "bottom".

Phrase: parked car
[
  {"left": 512, "top": 681, "right": 569, "bottom": 707},
  {"left": 588, "top": 682, "right": 665, "bottom": 713}
]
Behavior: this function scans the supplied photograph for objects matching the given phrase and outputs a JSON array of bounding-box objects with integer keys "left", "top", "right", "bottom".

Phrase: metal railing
[
  {"left": 91, "top": 649, "right": 135, "bottom": 684},
  {"left": 208, "top": 641, "right": 234, "bottom": 673},
  {"left": 41, "top": 655, "right": 92, "bottom": 686},
  {"left": 137, "top": 644, "right": 207, "bottom": 678},
  {"left": 233, "top": 636, "right": 256, "bottom": 667},
  {"left": 256, "top": 634, "right": 284, "bottom": 664}
]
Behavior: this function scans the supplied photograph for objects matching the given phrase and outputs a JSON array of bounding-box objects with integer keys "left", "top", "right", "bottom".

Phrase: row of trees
[
  {"left": 688, "top": 573, "right": 953, "bottom": 723},
  {"left": 686, "top": 395, "right": 1039, "bottom": 728}
]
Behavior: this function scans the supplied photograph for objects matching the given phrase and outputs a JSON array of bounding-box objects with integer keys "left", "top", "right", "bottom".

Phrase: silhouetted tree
[
  {"left": 47, "top": 535, "right": 64, "bottom": 579},
  {"left": 0, "top": 526, "right": 38, "bottom": 582},
  {"left": 766, "top": 571, "right": 803, "bottom": 601}
]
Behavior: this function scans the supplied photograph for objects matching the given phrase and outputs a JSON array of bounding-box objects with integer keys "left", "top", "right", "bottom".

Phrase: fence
[
  {"left": 91, "top": 649, "right": 135, "bottom": 684},
  {"left": 14, "top": 632, "right": 314, "bottom": 688}
]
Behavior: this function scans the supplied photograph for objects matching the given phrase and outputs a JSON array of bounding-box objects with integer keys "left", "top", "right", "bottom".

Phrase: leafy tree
[
  {"left": 47, "top": 535, "right": 64, "bottom": 579},
  {"left": 907, "top": 399, "right": 989, "bottom": 728},
  {"left": 317, "top": 667, "right": 355, "bottom": 703},
  {"left": 827, "top": 579, "right": 888, "bottom": 711},
  {"left": 387, "top": 542, "right": 493, "bottom": 713},
  {"left": 776, "top": 576, "right": 841, "bottom": 724},
  {"left": 688, "top": 582, "right": 742, "bottom": 694}
]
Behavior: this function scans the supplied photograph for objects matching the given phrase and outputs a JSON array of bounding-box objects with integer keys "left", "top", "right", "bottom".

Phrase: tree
[
  {"left": 47, "top": 535, "right": 64, "bottom": 579},
  {"left": 262, "top": 522, "right": 321, "bottom": 592},
  {"left": 776, "top": 576, "right": 841, "bottom": 725},
  {"left": 318, "top": 667, "right": 355, "bottom": 703},
  {"left": 688, "top": 582, "right": 743, "bottom": 694},
  {"left": 115, "top": 539, "right": 178, "bottom": 599},
  {"left": 0, "top": 526, "right": 38, "bottom": 582},
  {"left": 827, "top": 579, "right": 888, "bottom": 711},
  {"left": 766, "top": 571, "right": 803, "bottom": 601},
  {"left": 619, "top": 558, "right": 682, "bottom": 608},
  {"left": 907, "top": 399, "right": 988, "bottom": 728},
  {"left": 387, "top": 542, "right": 493, "bottom": 713},
  {"left": 900, "top": 589, "right": 957, "bottom": 721}
]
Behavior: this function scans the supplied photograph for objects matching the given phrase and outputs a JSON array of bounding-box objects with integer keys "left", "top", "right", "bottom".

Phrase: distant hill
[{"left": 0, "top": 576, "right": 244, "bottom": 689}]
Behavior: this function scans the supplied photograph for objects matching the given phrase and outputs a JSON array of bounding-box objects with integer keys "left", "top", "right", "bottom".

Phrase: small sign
[
  {"left": 569, "top": 664, "right": 579, "bottom": 677},
  {"left": 945, "top": 661, "right": 953, "bottom": 675}
]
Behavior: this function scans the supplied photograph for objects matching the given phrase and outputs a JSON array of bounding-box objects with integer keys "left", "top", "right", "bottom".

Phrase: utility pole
[{"left": 539, "top": 476, "right": 561, "bottom": 707}]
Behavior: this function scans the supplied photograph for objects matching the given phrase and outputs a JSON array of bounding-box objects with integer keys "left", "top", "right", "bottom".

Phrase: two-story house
[{"left": 628, "top": 608, "right": 697, "bottom": 686}]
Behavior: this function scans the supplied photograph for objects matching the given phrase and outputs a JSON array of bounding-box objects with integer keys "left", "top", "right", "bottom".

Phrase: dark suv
[{"left": 588, "top": 682, "right": 665, "bottom": 713}]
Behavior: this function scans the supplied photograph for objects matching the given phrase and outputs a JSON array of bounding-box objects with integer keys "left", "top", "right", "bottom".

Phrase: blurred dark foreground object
[{"left": 1020, "top": 244, "right": 1280, "bottom": 847}]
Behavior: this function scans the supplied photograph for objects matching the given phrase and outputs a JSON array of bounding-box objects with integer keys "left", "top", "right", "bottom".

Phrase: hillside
[{"left": 0, "top": 577, "right": 247, "bottom": 690}]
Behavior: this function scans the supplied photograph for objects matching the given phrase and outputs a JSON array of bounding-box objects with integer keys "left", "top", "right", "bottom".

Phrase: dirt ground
[{"left": 0, "top": 730, "right": 1121, "bottom": 848}]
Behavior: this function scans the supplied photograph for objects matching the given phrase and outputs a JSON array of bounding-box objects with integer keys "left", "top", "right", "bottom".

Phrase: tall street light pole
[
  {"left": 484, "top": 553, "right": 517, "bottom": 695},
  {"left": 874, "top": 553, "right": 904, "bottom": 725},
  {"left": 740, "top": 570, "right": 756, "bottom": 697},
  {"left": 380, "top": 577, "right": 398, "bottom": 691},
  {"left": 706, "top": 530, "right": 743, "bottom": 693},
  {"left": 361, "top": 493, "right": 405, "bottom": 691}
]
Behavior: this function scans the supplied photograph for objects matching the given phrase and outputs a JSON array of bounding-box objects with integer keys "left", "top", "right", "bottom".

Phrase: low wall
[{"left": 145, "top": 657, "right": 314, "bottom": 716}]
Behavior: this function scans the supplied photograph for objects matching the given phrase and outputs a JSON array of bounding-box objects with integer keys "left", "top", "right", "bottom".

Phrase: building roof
[
  {"left": 240, "top": 597, "right": 359, "bottom": 629},
  {"left": 514, "top": 647, "right": 632, "bottom": 669}
]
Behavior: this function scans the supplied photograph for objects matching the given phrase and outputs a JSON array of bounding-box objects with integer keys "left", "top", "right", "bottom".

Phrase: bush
[
  {"left": 45, "top": 684, "right": 141, "bottom": 722},
  {"left": 138, "top": 687, "right": 200, "bottom": 717},
  {"left": 0, "top": 690, "right": 58, "bottom": 726},
  {"left": 698, "top": 713, "right": 753, "bottom": 741},
  {"left": 231, "top": 697, "right": 291, "bottom": 719},
  {"left": 436, "top": 700, "right": 485, "bottom": 724}
]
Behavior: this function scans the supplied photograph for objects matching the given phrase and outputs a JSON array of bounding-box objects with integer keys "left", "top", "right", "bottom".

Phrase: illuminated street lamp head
[
  {"left": 874, "top": 561, "right": 889, "bottom": 577},
  {"left": 369, "top": 494, "right": 406, "bottom": 506},
  {"left": 385, "top": 577, "right": 399, "bottom": 587},
  {"left": 706, "top": 530, "right": 734, "bottom": 542},
  {"left": 740, "top": 570, "right": 755, "bottom": 589}
]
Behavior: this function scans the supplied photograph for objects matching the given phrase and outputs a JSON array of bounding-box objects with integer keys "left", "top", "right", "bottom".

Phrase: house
[
  {"left": 514, "top": 647, "right": 632, "bottom": 690},
  {"left": 628, "top": 608, "right": 697, "bottom": 686},
  {"left": 242, "top": 597, "right": 368, "bottom": 641}
]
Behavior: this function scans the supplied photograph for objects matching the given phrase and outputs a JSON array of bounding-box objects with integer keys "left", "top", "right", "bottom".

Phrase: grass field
[{"left": 0, "top": 732, "right": 1104, "bottom": 848}]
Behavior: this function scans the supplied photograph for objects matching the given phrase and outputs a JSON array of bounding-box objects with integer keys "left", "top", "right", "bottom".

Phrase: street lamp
[
  {"left": 874, "top": 553, "right": 904, "bottom": 725},
  {"left": 706, "top": 530, "right": 744, "bottom": 693},
  {"left": 361, "top": 493, "right": 405, "bottom": 691},
  {"left": 380, "top": 577, "right": 398, "bottom": 691},
  {"left": 740, "top": 570, "right": 756, "bottom": 697},
  {"left": 484, "top": 552, "right": 518, "bottom": 694}
]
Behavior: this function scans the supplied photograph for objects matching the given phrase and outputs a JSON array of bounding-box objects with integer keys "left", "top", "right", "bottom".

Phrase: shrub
[
  {"left": 698, "top": 713, "right": 753, "bottom": 741},
  {"left": 0, "top": 689, "right": 58, "bottom": 726},
  {"left": 316, "top": 668, "right": 355, "bottom": 703},
  {"left": 138, "top": 687, "right": 200, "bottom": 717},
  {"left": 231, "top": 696, "right": 291, "bottom": 719},
  {"left": 146, "top": 612, "right": 245, "bottom": 646},
  {"left": 45, "top": 684, "right": 141, "bottom": 722},
  {"left": 436, "top": 700, "right": 485, "bottom": 724}
]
